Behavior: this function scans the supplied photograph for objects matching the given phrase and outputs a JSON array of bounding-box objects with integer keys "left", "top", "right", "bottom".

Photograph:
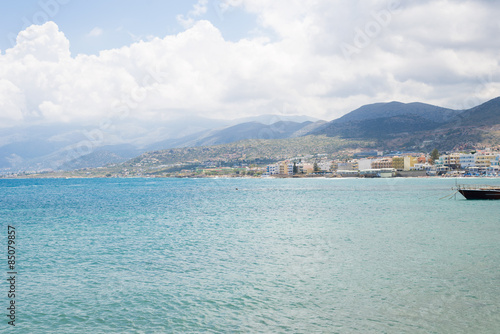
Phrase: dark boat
[{"left": 457, "top": 185, "right": 500, "bottom": 200}]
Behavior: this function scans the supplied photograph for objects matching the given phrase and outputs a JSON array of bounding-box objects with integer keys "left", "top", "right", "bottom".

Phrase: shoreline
[{"left": 2, "top": 174, "right": 500, "bottom": 180}]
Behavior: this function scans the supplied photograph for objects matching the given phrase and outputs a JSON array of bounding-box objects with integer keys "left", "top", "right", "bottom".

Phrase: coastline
[{"left": 2, "top": 174, "right": 499, "bottom": 180}]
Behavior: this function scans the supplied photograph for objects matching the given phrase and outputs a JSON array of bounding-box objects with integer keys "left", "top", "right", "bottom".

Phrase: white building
[
  {"left": 266, "top": 164, "right": 279, "bottom": 175},
  {"left": 492, "top": 155, "right": 500, "bottom": 167},
  {"left": 460, "top": 154, "right": 476, "bottom": 169},
  {"left": 357, "top": 158, "right": 373, "bottom": 171},
  {"left": 338, "top": 161, "right": 357, "bottom": 170},
  {"left": 317, "top": 161, "right": 333, "bottom": 172}
]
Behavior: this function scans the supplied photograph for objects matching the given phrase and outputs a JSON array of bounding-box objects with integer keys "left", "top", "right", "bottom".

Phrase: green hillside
[{"left": 126, "top": 135, "right": 373, "bottom": 167}]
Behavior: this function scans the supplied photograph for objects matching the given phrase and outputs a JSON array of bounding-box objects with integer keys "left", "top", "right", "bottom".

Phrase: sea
[{"left": 1, "top": 177, "right": 499, "bottom": 333}]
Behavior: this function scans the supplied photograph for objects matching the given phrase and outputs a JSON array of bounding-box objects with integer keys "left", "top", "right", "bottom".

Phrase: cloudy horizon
[{"left": 1, "top": 0, "right": 500, "bottom": 130}]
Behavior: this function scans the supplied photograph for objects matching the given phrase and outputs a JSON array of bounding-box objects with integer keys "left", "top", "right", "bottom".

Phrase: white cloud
[
  {"left": 0, "top": 1, "right": 500, "bottom": 131},
  {"left": 5, "top": 21, "right": 70, "bottom": 62},
  {"left": 177, "top": 0, "right": 209, "bottom": 29},
  {"left": 0, "top": 79, "right": 26, "bottom": 125},
  {"left": 87, "top": 27, "right": 103, "bottom": 37}
]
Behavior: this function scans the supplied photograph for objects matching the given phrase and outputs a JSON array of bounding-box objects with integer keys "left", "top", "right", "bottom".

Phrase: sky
[{"left": 1, "top": 0, "right": 500, "bottom": 129}]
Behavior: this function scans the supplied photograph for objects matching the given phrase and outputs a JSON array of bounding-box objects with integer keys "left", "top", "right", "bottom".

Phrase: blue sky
[{"left": 0, "top": 0, "right": 256, "bottom": 55}]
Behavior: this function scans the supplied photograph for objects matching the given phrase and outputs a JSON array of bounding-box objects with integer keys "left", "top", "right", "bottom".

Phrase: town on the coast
[
  {"left": 260, "top": 148, "right": 500, "bottom": 178},
  {"left": 203, "top": 148, "right": 500, "bottom": 178},
  {"left": 8, "top": 146, "right": 500, "bottom": 179},
  {"left": 4, "top": 96, "right": 500, "bottom": 180}
]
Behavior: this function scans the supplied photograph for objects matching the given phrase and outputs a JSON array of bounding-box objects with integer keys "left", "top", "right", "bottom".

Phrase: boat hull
[{"left": 458, "top": 189, "right": 500, "bottom": 200}]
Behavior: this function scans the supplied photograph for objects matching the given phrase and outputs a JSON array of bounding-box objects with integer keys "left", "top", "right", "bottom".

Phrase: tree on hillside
[{"left": 430, "top": 148, "right": 439, "bottom": 164}]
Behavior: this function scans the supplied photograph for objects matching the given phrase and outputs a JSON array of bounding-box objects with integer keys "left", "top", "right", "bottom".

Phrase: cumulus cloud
[
  {"left": 223, "top": 0, "right": 500, "bottom": 107},
  {"left": 6, "top": 21, "right": 70, "bottom": 62},
  {"left": 0, "top": 1, "right": 500, "bottom": 131}
]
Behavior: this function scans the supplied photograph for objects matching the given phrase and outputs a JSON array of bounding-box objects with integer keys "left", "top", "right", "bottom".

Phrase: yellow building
[
  {"left": 278, "top": 163, "right": 287, "bottom": 175},
  {"left": 277, "top": 162, "right": 294, "bottom": 175},
  {"left": 475, "top": 155, "right": 496, "bottom": 168},
  {"left": 404, "top": 156, "right": 418, "bottom": 171},
  {"left": 392, "top": 157, "right": 404, "bottom": 171}
]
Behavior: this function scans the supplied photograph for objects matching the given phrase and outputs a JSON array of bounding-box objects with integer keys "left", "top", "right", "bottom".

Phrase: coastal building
[
  {"left": 357, "top": 158, "right": 373, "bottom": 170},
  {"left": 338, "top": 161, "right": 357, "bottom": 171},
  {"left": 475, "top": 154, "right": 496, "bottom": 168},
  {"left": 278, "top": 162, "right": 288, "bottom": 175},
  {"left": 440, "top": 153, "right": 461, "bottom": 169},
  {"left": 317, "top": 161, "right": 333, "bottom": 172},
  {"left": 299, "top": 162, "right": 315, "bottom": 174},
  {"left": 413, "top": 163, "right": 433, "bottom": 171},
  {"left": 388, "top": 156, "right": 417, "bottom": 171},
  {"left": 266, "top": 164, "right": 279, "bottom": 175},
  {"left": 295, "top": 163, "right": 304, "bottom": 174},
  {"left": 460, "top": 154, "right": 476, "bottom": 169},
  {"left": 357, "top": 168, "right": 396, "bottom": 178},
  {"left": 492, "top": 155, "right": 500, "bottom": 167},
  {"left": 336, "top": 170, "right": 359, "bottom": 177},
  {"left": 371, "top": 158, "right": 393, "bottom": 169},
  {"left": 404, "top": 156, "right": 418, "bottom": 171},
  {"left": 265, "top": 151, "right": 500, "bottom": 177},
  {"left": 392, "top": 157, "right": 404, "bottom": 171},
  {"left": 353, "top": 150, "right": 383, "bottom": 158},
  {"left": 266, "top": 162, "right": 295, "bottom": 175},
  {"left": 379, "top": 168, "right": 396, "bottom": 178},
  {"left": 417, "top": 155, "right": 428, "bottom": 164}
]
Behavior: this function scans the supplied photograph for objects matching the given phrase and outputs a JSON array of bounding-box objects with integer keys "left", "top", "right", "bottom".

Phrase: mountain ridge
[
  {"left": 445, "top": 96, "right": 500, "bottom": 127},
  {"left": 311, "top": 100, "right": 466, "bottom": 139},
  {"left": 2, "top": 97, "right": 500, "bottom": 173},
  {"left": 332, "top": 101, "right": 461, "bottom": 124}
]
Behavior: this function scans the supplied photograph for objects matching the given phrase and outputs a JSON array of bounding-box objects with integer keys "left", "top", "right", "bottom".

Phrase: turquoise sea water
[{"left": 1, "top": 177, "right": 500, "bottom": 333}]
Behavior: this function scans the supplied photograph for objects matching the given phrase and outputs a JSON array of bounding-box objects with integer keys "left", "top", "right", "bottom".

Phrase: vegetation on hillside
[{"left": 126, "top": 135, "right": 373, "bottom": 167}]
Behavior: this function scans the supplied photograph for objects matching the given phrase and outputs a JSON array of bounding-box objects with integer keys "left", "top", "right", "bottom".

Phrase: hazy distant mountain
[
  {"left": 0, "top": 124, "right": 87, "bottom": 170},
  {"left": 144, "top": 130, "right": 212, "bottom": 151},
  {"left": 229, "top": 114, "right": 320, "bottom": 125},
  {"left": 0, "top": 140, "right": 65, "bottom": 169},
  {"left": 186, "top": 121, "right": 325, "bottom": 146},
  {"left": 145, "top": 120, "right": 326, "bottom": 150},
  {"left": 311, "top": 101, "right": 464, "bottom": 139},
  {"left": 60, "top": 149, "right": 128, "bottom": 170},
  {"left": 0, "top": 114, "right": 325, "bottom": 173}
]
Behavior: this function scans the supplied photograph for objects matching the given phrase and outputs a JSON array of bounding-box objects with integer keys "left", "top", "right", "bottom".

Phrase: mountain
[
  {"left": 127, "top": 135, "right": 371, "bottom": 168},
  {"left": 445, "top": 97, "right": 500, "bottom": 127},
  {"left": 3, "top": 97, "right": 499, "bottom": 174},
  {"left": 312, "top": 101, "right": 463, "bottom": 139},
  {"left": 185, "top": 121, "right": 325, "bottom": 146},
  {"left": 333, "top": 101, "right": 460, "bottom": 124},
  {"left": 0, "top": 116, "right": 325, "bottom": 173},
  {"left": 229, "top": 114, "right": 320, "bottom": 125},
  {"left": 60, "top": 149, "right": 128, "bottom": 170},
  {"left": 145, "top": 120, "right": 326, "bottom": 149},
  {"left": 144, "top": 130, "right": 212, "bottom": 151}
]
